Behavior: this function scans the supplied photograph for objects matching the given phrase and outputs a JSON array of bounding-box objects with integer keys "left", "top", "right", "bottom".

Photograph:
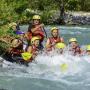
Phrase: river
[{"left": 0, "top": 25, "right": 90, "bottom": 90}]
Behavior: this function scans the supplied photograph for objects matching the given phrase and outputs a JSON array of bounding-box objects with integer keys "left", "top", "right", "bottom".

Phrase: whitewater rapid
[
  {"left": 0, "top": 51, "right": 90, "bottom": 82},
  {"left": 0, "top": 25, "right": 90, "bottom": 90}
]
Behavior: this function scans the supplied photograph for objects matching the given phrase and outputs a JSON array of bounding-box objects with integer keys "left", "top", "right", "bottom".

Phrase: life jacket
[
  {"left": 31, "top": 45, "right": 39, "bottom": 55},
  {"left": 49, "top": 37, "right": 62, "bottom": 44},
  {"left": 71, "top": 46, "right": 82, "bottom": 55},
  {"left": 11, "top": 45, "right": 23, "bottom": 56},
  {"left": 28, "top": 25, "right": 45, "bottom": 42},
  {"left": 24, "top": 45, "right": 39, "bottom": 62},
  {"left": 27, "top": 32, "right": 33, "bottom": 40},
  {"left": 46, "top": 37, "right": 62, "bottom": 51},
  {"left": 33, "top": 26, "right": 44, "bottom": 42}
]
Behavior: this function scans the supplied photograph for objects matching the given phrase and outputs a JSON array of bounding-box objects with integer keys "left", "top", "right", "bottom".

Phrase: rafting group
[{"left": 3, "top": 15, "right": 90, "bottom": 66}]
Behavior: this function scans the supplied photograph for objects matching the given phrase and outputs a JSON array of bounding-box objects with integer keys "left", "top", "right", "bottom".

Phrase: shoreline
[
  {"left": 65, "top": 11, "right": 90, "bottom": 25},
  {"left": 50, "top": 11, "right": 90, "bottom": 25}
]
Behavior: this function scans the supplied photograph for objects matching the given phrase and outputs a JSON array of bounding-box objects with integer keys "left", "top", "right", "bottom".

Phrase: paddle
[
  {"left": 60, "top": 63, "right": 68, "bottom": 72},
  {"left": 21, "top": 52, "right": 32, "bottom": 61},
  {"left": 43, "top": 27, "right": 48, "bottom": 39}
]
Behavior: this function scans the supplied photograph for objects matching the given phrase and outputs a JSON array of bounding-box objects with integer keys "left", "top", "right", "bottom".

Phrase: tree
[
  {"left": 79, "top": 0, "right": 90, "bottom": 11},
  {"left": 52, "top": 0, "right": 68, "bottom": 24},
  {"left": 67, "top": 0, "right": 79, "bottom": 11}
]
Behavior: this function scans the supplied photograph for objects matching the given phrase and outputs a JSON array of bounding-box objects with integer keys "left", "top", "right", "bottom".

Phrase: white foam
[{"left": 0, "top": 48, "right": 90, "bottom": 82}]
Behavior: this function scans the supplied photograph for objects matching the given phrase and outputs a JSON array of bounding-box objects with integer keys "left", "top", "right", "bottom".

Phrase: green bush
[{"left": 0, "top": 41, "right": 9, "bottom": 55}]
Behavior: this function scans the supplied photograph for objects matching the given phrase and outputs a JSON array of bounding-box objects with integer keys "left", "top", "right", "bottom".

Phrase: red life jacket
[
  {"left": 70, "top": 46, "right": 82, "bottom": 55},
  {"left": 28, "top": 25, "right": 44, "bottom": 42},
  {"left": 27, "top": 32, "right": 32, "bottom": 40},
  {"left": 47, "top": 37, "right": 62, "bottom": 51},
  {"left": 11, "top": 44, "right": 23, "bottom": 56},
  {"left": 26, "top": 45, "right": 39, "bottom": 62},
  {"left": 32, "top": 26, "right": 44, "bottom": 42},
  {"left": 74, "top": 46, "right": 82, "bottom": 55},
  {"left": 31, "top": 45, "right": 39, "bottom": 55},
  {"left": 49, "top": 37, "right": 62, "bottom": 44},
  {"left": 11, "top": 48, "right": 23, "bottom": 55}
]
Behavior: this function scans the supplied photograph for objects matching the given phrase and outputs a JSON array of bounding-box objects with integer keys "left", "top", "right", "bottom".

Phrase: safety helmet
[
  {"left": 9, "top": 22, "right": 17, "bottom": 27},
  {"left": 86, "top": 45, "right": 90, "bottom": 51},
  {"left": 31, "top": 37, "right": 40, "bottom": 44},
  {"left": 55, "top": 42, "right": 66, "bottom": 49},
  {"left": 32, "top": 15, "right": 41, "bottom": 20},
  {"left": 21, "top": 52, "right": 32, "bottom": 61},
  {"left": 69, "top": 38, "right": 77, "bottom": 43},
  {"left": 51, "top": 27, "right": 58, "bottom": 32},
  {"left": 11, "top": 39, "right": 20, "bottom": 47}
]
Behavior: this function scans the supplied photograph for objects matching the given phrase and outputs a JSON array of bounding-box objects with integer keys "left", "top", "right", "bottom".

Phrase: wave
[{"left": 0, "top": 51, "right": 90, "bottom": 82}]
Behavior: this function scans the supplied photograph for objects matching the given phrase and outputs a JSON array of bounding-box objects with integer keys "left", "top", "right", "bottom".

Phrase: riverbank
[
  {"left": 50, "top": 11, "right": 90, "bottom": 25},
  {"left": 65, "top": 11, "right": 90, "bottom": 25}
]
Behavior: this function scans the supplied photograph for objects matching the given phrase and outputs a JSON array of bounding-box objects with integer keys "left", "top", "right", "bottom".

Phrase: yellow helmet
[
  {"left": 11, "top": 39, "right": 19, "bottom": 48},
  {"left": 32, "top": 15, "right": 41, "bottom": 20},
  {"left": 86, "top": 45, "right": 90, "bottom": 51},
  {"left": 51, "top": 27, "right": 58, "bottom": 32},
  {"left": 21, "top": 52, "right": 32, "bottom": 61},
  {"left": 55, "top": 42, "right": 66, "bottom": 49},
  {"left": 9, "top": 22, "right": 17, "bottom": 27},
  {"left": 31, "top": 37, "right": 40, "bottom": 44},
  {"left": 69, "top": 38, "right": 77, "bottom": 43}
]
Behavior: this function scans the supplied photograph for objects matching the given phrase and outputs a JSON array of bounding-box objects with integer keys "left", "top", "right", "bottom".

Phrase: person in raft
[
  {"left": 5, "top": 38, "right": 24, "bottom": 63},
  {"left": 68, "top": 38, "right": 82, "bottom": 56},
  {"left": 7, "top": 22, "right": 17, "bottom": 37},
  {"left": 86, "top": 45, "right": 90, "bottom": 55},
  {"left": 46, "top": 27, "right": 64, "bottom": 51},
  {"left": 27, "top": 37, "right": 40, "bottom": 61},
  {"left": 27, "top": 15, "right": 47, "bottom": 50},
  {"left": 55, "top": 42, "right": 66, "bottom": 54}
]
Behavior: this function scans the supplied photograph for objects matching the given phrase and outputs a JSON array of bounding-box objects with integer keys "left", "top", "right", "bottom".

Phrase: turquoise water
[{"left": 0, "top": 25, "right": 90, "bottom": 90}]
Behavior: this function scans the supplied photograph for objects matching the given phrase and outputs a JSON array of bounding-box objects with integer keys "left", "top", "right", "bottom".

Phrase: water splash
[
  {"left": 0, "top": 50, "right": 90, "bottom": 81},
  {"left": 0, "top": 26, "right": 90, "bottom": 90}
]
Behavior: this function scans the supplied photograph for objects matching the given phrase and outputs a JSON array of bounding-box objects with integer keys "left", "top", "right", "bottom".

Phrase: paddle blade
[
  {"left": 60, "top": 63, "right": 68, "bottom": 72},
  {"left": 21, "top": 52, "right": 32, "bottom": 61}
]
